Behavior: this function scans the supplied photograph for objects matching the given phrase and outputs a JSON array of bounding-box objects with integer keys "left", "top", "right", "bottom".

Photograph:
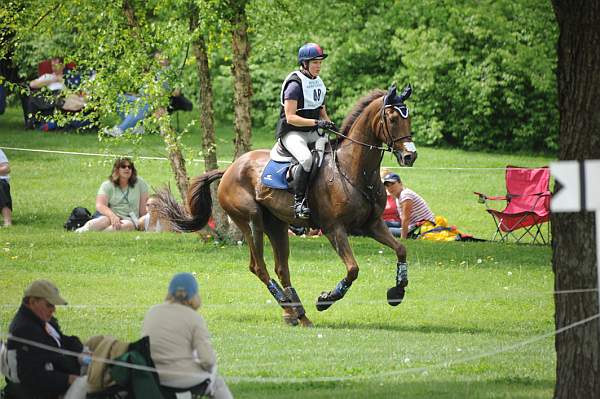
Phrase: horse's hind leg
[
  {"left": 228, "top": 211, "right": 295, "bottom": 321},
  {"left": 263, "top": 211, "right": 313, "bottom": 327}
]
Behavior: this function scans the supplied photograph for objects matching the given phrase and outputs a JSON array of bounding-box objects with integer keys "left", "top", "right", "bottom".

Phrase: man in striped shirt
[{"left": 383, "top": 173, "right": 435, "bottom": 239}]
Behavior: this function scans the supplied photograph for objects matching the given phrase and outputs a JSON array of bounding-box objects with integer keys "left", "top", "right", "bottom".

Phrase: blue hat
[
  {"left": 382, "top": 173, "right": 401, "bottom": 184},
  {"left": 168, "top": 273, "right": 198, "bottom": 300}
]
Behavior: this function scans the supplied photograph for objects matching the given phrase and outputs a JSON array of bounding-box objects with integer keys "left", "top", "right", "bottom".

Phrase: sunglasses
[{"left": 120, "top": 164, "right": 133, "bottom": 169}]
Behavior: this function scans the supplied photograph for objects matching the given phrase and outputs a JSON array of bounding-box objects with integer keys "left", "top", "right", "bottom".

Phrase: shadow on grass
[{"left": 231, "top": 377, "right": 554, "bottom": 399}]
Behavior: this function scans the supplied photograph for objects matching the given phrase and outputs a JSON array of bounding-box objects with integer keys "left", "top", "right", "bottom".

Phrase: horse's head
[{"left": 379, "top": 83, "right": 417, "bottom": 167}]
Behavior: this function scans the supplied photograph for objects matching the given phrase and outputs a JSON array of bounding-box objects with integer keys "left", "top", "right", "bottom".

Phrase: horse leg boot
[
  {"left": 267, "top": 279, "right": 298, "bottom": 326},
  {"left": 387, "top": 261, "right": 408, "bottom": 306},
  {"left": 293, "top": 166, "right": 311, "bottom": 220},
  {"left": 284, "top": 287, "right": 313, "bottom": 327},
  {"left": 316, "top": 278, "right": 352, "bottom": 311}
]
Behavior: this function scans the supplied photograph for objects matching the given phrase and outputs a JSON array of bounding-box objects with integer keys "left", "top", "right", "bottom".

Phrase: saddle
[{"left": 260, "top": 141, "right": 329, "bottom": 191}]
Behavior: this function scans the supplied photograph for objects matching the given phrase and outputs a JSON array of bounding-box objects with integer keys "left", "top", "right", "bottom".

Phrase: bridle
[
  {"left": 378, "top": 98, "right": 413, "bottom": 152},
  {"left": 327, "top": 97, "right": 413, "bottom": 153}
]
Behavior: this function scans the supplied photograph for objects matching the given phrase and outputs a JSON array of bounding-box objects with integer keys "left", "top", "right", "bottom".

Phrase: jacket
[{"left": 6, "top": 305, "right": 82, "bottom": 398}]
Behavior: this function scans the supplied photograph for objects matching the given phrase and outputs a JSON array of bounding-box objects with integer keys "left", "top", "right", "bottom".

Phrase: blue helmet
[{"left": 298, "top": 43, "right": 328, "bottom": 65}]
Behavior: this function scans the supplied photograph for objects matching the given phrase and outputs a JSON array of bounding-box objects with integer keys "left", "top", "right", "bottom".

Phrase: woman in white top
[
  {"left": 382, "top": 172, "right": 435, "bottom": 239},
  {"left": 141, "top": 273, "right": 233, "bottom": 399}
]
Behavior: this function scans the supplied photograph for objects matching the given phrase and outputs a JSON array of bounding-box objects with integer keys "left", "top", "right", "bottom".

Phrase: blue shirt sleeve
[{"left": 283, "top": 81, "right": 302, "bottom": 102}]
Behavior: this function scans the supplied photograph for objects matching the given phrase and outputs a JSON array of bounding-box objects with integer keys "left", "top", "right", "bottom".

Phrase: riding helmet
[{"left": 298, "top": 43, "right": 328, "bottom": 65}]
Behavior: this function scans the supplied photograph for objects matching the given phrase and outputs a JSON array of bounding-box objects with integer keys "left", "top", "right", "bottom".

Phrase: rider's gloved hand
[{"left": 316, "top": 119, "right": 337, "bottom": 131}]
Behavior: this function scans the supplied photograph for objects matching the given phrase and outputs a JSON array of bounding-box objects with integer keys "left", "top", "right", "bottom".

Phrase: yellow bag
[{"left": 418, "top": 216, "right": 461, "bottom": 242}]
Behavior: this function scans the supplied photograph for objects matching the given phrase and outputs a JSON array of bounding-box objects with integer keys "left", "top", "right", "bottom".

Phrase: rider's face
[{"left": 307, "top": 60, "right": 322, "bottom": 77}]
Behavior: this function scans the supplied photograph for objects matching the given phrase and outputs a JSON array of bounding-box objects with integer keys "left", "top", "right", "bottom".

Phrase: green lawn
[{"left": 0, "top": 106, "right": 556, "bottom": 398}]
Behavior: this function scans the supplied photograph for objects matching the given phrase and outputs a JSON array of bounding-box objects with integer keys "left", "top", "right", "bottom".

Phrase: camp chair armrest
[{"left": 474, "top": 192, "right": 507, "bottom": 204}]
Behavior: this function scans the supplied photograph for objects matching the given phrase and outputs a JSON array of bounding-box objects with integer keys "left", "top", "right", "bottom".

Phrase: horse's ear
[
  {"left": 399, "top": 84, "right": 412, "bottom": 102},
  {"left": 385, "top": 83, "right": 398, "bottom": 105}
]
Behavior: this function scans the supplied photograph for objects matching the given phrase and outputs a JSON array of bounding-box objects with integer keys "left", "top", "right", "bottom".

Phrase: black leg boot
[{"left": 293, "top": 166, "right": 311, "bottom": 219}]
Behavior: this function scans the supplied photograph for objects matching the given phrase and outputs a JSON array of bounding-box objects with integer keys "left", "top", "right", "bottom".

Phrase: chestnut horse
[{"left": 157, "top": 84, "right": 417, "bottom": 327}]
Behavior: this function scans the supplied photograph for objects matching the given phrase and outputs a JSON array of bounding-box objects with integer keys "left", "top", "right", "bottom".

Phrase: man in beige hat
[{"left": 3, "top": 280, "right": 85, "bottom": 399}]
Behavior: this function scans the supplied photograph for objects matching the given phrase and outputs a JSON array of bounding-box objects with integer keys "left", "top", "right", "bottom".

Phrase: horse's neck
[{"left": 335, "top": 106, "right": 383, "bottom": 181}]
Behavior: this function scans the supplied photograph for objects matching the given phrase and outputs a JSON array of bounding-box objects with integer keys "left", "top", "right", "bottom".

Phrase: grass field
[{"left": 0, "top": 106, "right": 557, "bottom": 398}]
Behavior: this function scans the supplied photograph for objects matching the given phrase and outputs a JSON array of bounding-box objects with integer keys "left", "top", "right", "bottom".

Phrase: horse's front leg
[
  {"left": 365, "top": 218, "right": 409, "bottom": 306},
  {"left": 316, "top": 228, "right": 359, "bottom": 311}
]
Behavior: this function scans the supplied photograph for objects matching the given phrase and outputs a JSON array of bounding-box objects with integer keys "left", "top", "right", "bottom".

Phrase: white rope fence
[
  {"left": 1, "top": 312, "right": 597, "bottom": 383},
  {"left": 0, "top": 146, "right": 548, "bottom": 170}
]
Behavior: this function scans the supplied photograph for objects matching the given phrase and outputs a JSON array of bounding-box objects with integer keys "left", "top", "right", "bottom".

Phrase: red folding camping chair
[{"left": 474, "top": 166, "right": 551, "bottom": 244}]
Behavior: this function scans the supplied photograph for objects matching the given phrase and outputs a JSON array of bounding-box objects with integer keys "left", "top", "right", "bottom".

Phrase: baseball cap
[
  {"left": 168, "top": 273, "right": 199, "bottom": 300},
  {"left": 24, "top": 280, "right": 68, "bottom": 305},
  {"left": 382, "top": 173, "right": 401, "bottom": 184}
]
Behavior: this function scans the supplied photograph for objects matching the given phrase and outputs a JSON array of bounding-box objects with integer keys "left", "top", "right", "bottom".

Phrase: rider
[{"left": 271, "top": 42, "right": 336, "bottom": 219}]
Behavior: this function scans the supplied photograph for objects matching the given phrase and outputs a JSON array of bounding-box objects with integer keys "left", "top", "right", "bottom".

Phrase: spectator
[
  {"left": 103, "top": 52, "right": 191, "bottom": 137},
  {"left": 0, "top": 149, "right": 12, "bottom": 227},
  {"left": 2, "top": 280, "right": 86, "bottom": 399},
  {"left": 75, "top": 157, "right": 148, "bottom": 232},
  {"left": 138, "top": 194, "right": 172, "bottom": 232},
  {"left": 29, "top": 57, "right": 65, "bottom": 92},
  {"left": 142, "top": 273, "right": 233, "bottom": 399},
  {"left": 382, "top": 172, "right": 435, "bottom": 239}
]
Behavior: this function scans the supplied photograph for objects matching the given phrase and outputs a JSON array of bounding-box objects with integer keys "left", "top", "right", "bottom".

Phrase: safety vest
[{"left": 276, "top": 71, "right": 326, "bottom": 138}]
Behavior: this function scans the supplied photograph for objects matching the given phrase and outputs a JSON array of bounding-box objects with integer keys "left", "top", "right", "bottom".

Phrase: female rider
[{"left": 270, "top": 43, "right": 336, "bottom": 219}]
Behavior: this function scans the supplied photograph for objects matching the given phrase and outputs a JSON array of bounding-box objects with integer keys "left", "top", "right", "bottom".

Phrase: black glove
[{"left": 316, "top": 119, "right": 337, "bottom": 131}]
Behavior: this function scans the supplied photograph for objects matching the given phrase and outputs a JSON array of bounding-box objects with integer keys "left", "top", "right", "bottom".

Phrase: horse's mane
[{"left": 332, "top": 89, "right": 386, "bottom": 146}]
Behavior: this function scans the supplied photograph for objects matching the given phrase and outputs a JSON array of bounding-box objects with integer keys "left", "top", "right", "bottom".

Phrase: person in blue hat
[
  {"left": 141, "top": 273, "right": 233, "bottom": 398},
  {"left": 270, "top": 42, "right": 336, "bottom": 219}
]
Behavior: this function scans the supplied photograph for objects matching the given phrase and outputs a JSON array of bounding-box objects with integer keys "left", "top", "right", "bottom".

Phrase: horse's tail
[{"left": 155, "top": 170, "right": 225, "bottom": 232}]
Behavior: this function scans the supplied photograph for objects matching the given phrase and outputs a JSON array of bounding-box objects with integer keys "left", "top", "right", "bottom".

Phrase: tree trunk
[
  {"left": 551, "top": 1, "right": 600, "bottom": 398},
  {"left": 161, "top": 124, "right": 189, "bottom": 204},
  {"left": 190, "top": 13, "right": 241, "bottom": 242},
  {"left": 230, "top": 1, "right": 253, "bottom": 159}
]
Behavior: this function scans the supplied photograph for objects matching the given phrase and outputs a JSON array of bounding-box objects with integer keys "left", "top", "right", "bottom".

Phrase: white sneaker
[
  {"left": 130, "top": 125, "right": 145, "bottom": 135},
  {"left": 75, "top": 224, "right": 90, "bottom": 233},
  {"left": 102, "top": 127, "right": 123, "bottom": 137}
]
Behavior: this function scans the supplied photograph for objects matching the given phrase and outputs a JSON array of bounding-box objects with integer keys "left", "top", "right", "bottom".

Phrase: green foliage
[
  {"left": 248, "top": 0, "right": 558, "bottom": 153},
  {"left": 2, "top": 0, "right": 558, "bottom": 154}
]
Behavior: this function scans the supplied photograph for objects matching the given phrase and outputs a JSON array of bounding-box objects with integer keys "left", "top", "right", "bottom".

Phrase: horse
[{"left": 156, "top": 83, "right": 417, "bottom": 327}]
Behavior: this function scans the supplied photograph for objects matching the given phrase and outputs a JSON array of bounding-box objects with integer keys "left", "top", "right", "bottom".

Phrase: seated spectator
[
  {"left": 0, "top": 149, "right": 12, "bottom": 227},
  {"left": 103, "top": 52, "right": 192, "bottom": 137},
  {"left": 76, "top": 158, "right": 148, "bottom": 232},
  {"left": 142, "top": 273, "right": 233, "bottom": 399},
  {"left": 138, "top": 194, "right": 172, "bottom": 232},
  {"left": 2, "top": 280, "right": 86, "bottom": 399},
  {"left": 382, "top": 172, "right": 435, "bottom": 239},
  {"left": 27, "top": 58, "right": 92, "bottom": 131}
]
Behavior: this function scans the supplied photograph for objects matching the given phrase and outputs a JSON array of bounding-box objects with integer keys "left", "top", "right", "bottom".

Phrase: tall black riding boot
[{"left": 293, "top": 166, "right": 311, "bottom": 219}]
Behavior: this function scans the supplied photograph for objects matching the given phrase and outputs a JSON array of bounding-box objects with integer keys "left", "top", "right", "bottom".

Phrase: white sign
[{"left": 551, "top": 160, "right": 600, "bottom": 212}]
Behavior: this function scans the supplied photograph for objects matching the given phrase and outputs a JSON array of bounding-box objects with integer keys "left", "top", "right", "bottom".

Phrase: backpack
[{"left": 64, "top": 207, "right": 92, "bottom": 231}]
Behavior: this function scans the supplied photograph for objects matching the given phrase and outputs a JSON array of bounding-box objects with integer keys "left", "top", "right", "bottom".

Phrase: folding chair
[{"left": 474, "top": 165, "right": 551, "bottom": 244}]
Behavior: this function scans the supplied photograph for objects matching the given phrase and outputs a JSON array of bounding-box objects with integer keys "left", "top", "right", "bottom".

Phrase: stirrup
[{"left": 294, "top": 201, "right": 311, "bottom": 219}]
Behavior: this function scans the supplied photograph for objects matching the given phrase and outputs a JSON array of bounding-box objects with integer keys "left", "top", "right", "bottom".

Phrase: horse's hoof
[
  {"left": 283, "top": 313, "right": 299, "bottom": 326},
  {"left": 387, "top": 285, "right": 406, "bottom": 306},
  {"left": 316, "top": 292, "right": 333, "bottom": 311}
]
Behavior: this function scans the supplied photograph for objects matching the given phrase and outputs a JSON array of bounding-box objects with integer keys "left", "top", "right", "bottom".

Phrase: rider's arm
[
  {"left": 319, "top": 106, "right": 331, "bottom": 122},
  {"left": 284, "top": 99, "right": 321, "bottom": 127}
]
